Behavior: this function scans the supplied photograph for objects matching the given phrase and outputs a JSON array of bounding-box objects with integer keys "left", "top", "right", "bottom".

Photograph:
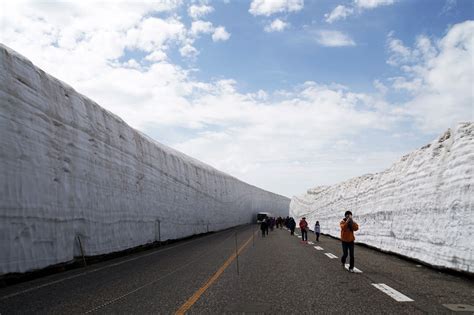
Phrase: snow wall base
[
  {"left": 290, "top": 123, "right": 473, "bottom": 273},
  {"left": 0, "top": 44, "right": 290, "bottom": 275}
]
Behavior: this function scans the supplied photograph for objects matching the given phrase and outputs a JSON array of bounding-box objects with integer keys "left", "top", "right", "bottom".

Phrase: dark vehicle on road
[{"left": 256, "top": 212, "right": 271, "bottom": 223}]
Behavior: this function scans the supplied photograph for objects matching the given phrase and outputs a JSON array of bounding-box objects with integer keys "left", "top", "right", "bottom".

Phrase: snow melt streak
[
  {"left": 290, "top": 123, "right": 474, "bottom": 272},
  {"left": 0, "top": 45, "right": 290, "bottom": 274}
]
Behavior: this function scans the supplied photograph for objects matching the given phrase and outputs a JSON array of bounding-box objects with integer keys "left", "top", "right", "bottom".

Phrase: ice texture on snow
[
  {"left": 0, "top": 45, "right": 290, "bottom": 275},
  {"left": 290, "top": 123, "right": 474, "bottom": 273}
]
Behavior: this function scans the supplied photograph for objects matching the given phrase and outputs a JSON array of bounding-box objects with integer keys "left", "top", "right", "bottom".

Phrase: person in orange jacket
[
  {"left": 340, "top": 210, "right": 359, "bottom": 272},
  {"left": 299, "top": 217, "right": 308, "bottom": 242}
]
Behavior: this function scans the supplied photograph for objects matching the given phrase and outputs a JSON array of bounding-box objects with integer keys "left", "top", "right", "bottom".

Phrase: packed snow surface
[
  {"left": 290, "top": 123, "right": 474, "bottom": 273},
  {"left": 0, "top": 45, "right": 290, "bottom": 275}
]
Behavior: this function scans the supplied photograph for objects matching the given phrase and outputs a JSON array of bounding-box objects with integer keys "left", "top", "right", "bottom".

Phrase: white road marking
[
  {"left": 344, "top": 264, "right": 363, "bottom": 273},
  {"left": 371, "top": 283, "right": 414, "bottom": 302},
  {"left": 297, "top": 236, "right": 302, "bottom": 238},
  {"left": 313, "top": 246, "right": 324, "bottom": 250},
  {"left": 443, "top": 304, "right": 474, "bottom": 312},
  {"left": 308, "top": 241, "right": 314, "bottom": 245},
  {"left": 325, "top": 253, "right": 338, "bottom": 259}
]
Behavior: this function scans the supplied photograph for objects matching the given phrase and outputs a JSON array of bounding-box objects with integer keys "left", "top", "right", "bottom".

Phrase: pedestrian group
[{"left": 258, "top": 211, "right": 359, "bottom": 272}]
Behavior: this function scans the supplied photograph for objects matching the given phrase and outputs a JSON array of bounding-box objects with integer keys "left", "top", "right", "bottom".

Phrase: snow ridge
[
  {"left": 290, "top": 123, "right": 474, "bottom": 273},
  {"left": 0, "top": 44, "right": 290, "bottom": 275}
]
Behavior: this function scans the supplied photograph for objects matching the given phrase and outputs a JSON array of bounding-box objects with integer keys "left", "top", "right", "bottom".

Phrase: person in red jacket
[
  {"left": 299, "top": 217, "right": 308, "bottom": 242},
  {"left": 340, "top": 210, "right": 359, "bottom": 272}
]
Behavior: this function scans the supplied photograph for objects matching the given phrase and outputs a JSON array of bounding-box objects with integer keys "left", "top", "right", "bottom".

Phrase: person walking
[
  {"left": 277, "top": 217, "right": 283, "bottom": 229},
  {"left": 340, "top": 211, "right": 359, "bottom": 272},
  {"left": 299, "top": 217, "right": 308, "bottom": 243},
  {"left": 314, "top": 221, "right": 321, "bottom": 242},
  {"left": 260, "top": 218, "right": 268, "bottom": 237},
  {"left": 270, "top": 217, "right": 275, "bottom": 231},
  {"left": 289, "top": 217, "right": 296, "bottom": 235}
]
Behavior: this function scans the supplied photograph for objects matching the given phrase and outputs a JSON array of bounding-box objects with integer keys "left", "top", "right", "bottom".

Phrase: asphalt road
[{"left": 0, "top": 225, "right": 472, "bottom": 314}]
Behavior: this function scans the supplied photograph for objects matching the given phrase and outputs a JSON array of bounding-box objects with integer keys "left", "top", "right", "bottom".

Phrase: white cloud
[
  {"left": 145, "top": 50, "right": 168, "bottom": 62},
  {"left": 0, "top": 0, "right": 232, "bottom": 69},
  {"left": 188, "top": 4, "right": 214, "bottom": 20},
  {"left": 354, "top": 0, "right": 396, "bottom": 9},
  {"left": 126, "top": 17, "right": 186, "bottom": 52},
  {"left": 264, "top": 19, "right": 289, "bottom": 32},
  {"left": 191, "top": 20, "right": 214, "bottom": 36},
  {"left": 180, "top": 44, "right": 199, "bottom": 58},
  {"left": 173, "top": 82, "right": 395, "bottom": 196},
  {"left": 212, "top": 26, "right": 231, "bottom": 41},
  {"left": 314, "top": 30, "right": 356, "bottom": 47},
  {"left": 389, "top": 76, "right": 423, "bottom": 92},
  {"left": 387, "top": 21, "right": 474, "bottom": 132},
  {"left": 249, "top": 0, "right": 304, "bottom": 16},
  {"left": 373, "top": 79, "right": 388, "bottom": 94},
  {"left": 252, "top": 90, "right": 269, "bottom": 100},
  {"left": 325, "top": 0, "right": 397, "bottom": 23},
  {"left": 189, "top": 21, "right": 229, "bottom": 49},
  {"left": 122, "top": 59, "right": 142, "bottom": 69},
  {"left": 386, "top": 34, "right": 412, "bottom": 66},
  {"left": 441, "top": 0, "right": 457, "bottom": 15},
  {"left": 325, "top": 5, "right": 354, "bottom": 23}
]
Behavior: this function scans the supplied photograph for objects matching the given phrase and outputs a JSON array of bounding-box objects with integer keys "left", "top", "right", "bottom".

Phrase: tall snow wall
[
  {"left": 0, "top": 44, "right": 290, "bottom": 275},
  {"left": 290, "top": 123, "right": 473, "bottom": 273}
]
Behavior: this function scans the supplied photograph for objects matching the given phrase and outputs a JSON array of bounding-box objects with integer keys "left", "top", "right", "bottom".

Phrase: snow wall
[
  {"left": 0, "top": 44, "right": 290, "bottom": 275},
  {"left": 290, "top": 123, "right": 474, "bottom": 273}
]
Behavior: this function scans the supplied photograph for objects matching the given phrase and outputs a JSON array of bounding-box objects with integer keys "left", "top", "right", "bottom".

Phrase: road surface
[{"left": 1, "top": 225, "right": 473, "bottom": 314}]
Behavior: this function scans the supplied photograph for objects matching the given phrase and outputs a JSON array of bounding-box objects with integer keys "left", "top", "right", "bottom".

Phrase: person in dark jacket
[{"left": 289, "top": 217, "right": 296, "bottom": 235}]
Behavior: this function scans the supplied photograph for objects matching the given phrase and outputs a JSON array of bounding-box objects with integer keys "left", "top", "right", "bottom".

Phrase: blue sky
[
  {"left": 173, "top": 0, "right": 473, "bottom": 92},
  {"left": 1, "top": 0, "right": 473, "bottom": 197}
]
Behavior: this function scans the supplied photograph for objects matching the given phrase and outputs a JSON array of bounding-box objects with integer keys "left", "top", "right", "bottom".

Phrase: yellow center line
[{"left": 175, "top": 231, "right": 256, "bottom": 315}]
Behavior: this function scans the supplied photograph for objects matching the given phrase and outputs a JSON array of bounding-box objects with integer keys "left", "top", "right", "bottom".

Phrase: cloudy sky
[{"left": 1, "top": 0, "right": 473, "bottom": 197}]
